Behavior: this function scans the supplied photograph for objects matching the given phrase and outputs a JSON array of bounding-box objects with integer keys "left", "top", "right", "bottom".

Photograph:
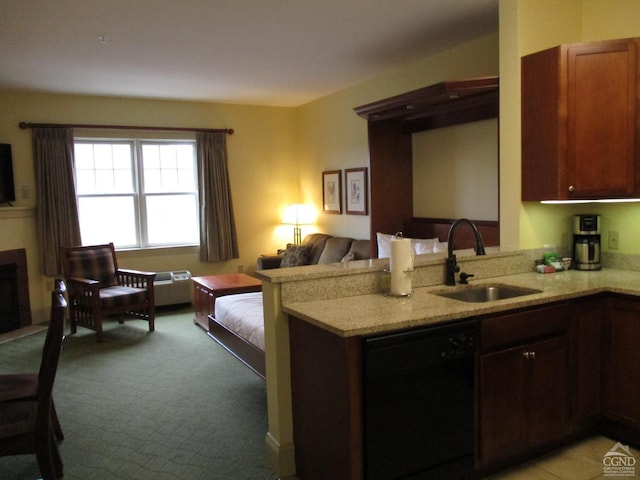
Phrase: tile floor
[{"left": 488, "top": 436, "right": 640, "bottom": 479}]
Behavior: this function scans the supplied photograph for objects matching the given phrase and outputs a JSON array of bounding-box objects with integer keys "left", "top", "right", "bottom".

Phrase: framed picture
[
  {"left": 345, "top": 167, "right": 368, "bottom": 215},
  {"left": 322, "top": 170, "right": 342, "bottom": 214}
]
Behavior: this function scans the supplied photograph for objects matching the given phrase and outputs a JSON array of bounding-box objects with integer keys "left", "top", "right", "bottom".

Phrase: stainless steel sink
[{"left": 434, "top": 284, "right": 541, "bottom": 303}]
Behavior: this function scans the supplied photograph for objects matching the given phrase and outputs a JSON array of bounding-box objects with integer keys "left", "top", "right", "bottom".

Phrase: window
[{"left": 73, "top": 138, "right": 199, "bottom": 248}]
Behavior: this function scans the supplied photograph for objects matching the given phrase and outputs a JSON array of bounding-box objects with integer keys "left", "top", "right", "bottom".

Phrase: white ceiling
[{"left": 0, "top": 0, "right": 498, "bottom": 107}]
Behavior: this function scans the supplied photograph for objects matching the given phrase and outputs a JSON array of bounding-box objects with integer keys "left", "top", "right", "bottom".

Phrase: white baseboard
[{"left": 265, "top": 432, "right": 298, "bottom": 479}]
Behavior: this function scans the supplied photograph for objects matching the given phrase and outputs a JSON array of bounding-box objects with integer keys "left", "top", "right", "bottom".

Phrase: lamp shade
[{"left": 282, "top": 204, "right": 315, "bottom": 226}]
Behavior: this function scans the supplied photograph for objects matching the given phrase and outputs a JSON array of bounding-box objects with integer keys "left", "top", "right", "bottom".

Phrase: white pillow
[
  {"left": 377, "top": 232, "right": 440, "bottom": 257},
  {"left": 412, "top": 237, "right": 439, "bottom": 255},
  {"left": 433, "top": 241, "right": 449, "bottom": 253},
  {"left": 376, "top": 232, "right": 393, "bottom": 258}
]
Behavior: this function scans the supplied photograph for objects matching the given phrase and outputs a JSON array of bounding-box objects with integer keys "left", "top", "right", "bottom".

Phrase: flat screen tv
[{"left": 0, "top": 144, "right": 16, "bottom": 205}]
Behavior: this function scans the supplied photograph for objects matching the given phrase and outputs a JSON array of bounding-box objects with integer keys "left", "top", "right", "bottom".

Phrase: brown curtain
[
  {"left": 33, "top": 128, "right": 81, "bottom": 275},
  {"left": 196, "top": 132, "right": 239, "bottom": 261}
]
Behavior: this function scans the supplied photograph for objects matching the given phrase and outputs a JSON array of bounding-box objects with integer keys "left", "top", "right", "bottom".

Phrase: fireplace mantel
[{"left": 0, "top": 206, "right": 35, "bottom": 220}]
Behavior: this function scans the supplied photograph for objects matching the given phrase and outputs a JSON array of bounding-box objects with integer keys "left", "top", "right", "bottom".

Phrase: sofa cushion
[
  {"left": 280, "top": 244, "right": 311, "bottom": 267},
  {"left": 318, "top": 237, "right": 354, "bottom": 264},
  {"left": 302, "top": 233, "right": 333, "bottom": 265},
  {"left": 348, "top": 239, "right": 371, "bottom": 260}
]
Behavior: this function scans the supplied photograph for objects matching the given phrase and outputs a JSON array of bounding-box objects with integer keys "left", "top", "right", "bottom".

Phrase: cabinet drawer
[{"left": 481, "top": 303, "right": 571, "bottom": 350}]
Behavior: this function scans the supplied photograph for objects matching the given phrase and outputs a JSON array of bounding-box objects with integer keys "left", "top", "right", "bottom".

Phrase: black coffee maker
[{"left": 573, "top": 214, "right": 601, "bottom": 271}]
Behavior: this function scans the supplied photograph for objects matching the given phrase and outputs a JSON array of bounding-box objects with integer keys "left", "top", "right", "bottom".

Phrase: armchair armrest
[
  {"left": 116, "top": 269, "right": 156, "bottom": 289},
  {"left": 66, "top": 277, "right": 101, "bottom": 293},
  {"left": 257, "top": 255, "right": 283, "bottom": 270}
]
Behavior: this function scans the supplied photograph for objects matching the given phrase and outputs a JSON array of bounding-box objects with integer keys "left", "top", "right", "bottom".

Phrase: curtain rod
[{"left": 18, "top": 121, "right": 234, "bottom": 135}]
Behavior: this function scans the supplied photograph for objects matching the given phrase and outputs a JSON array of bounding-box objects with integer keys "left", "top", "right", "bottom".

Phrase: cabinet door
[
  {"left": 572, "top": 296, "right": 604, "bottom": 427},
  {"left": 522, "top": 38, "right": 639, "bottom": 201},
  {"left": 478, "top": 346, "right": 527, "bottom": 465},
  {"left": 566, "top": 39, "right": 638, "bottom": 198},
  {"left": 527, "top": 336, "right": 571, "bottom": 448},
  {"left": 605, "top": 298, "right": 640, "bottom": 428}
]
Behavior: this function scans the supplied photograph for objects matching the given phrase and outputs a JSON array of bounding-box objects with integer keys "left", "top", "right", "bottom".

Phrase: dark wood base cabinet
[
  {"left": 288, "top": 295, "right": 640, "bottom": 480},
  {"left": 477, "top": 303, "right": 572, "bottom": 471}
]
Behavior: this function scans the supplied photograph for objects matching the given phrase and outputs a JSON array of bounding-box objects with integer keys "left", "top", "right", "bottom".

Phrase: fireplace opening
[
  {"left": 0, "top": 264, "right": 19, "bottom": 333},
  {"left": 0, "top": 249, "right": 31, "bottom": 333}
]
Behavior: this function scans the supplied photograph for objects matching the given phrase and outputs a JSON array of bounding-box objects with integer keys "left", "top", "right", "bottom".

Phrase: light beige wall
[
  {"left": 503, "top": 0, "right": 640, "bottom": 253},
  {"left": 0, "top": 90, "right": 298, "bottom": 320},
  {"left": 412, "top": 119, "right": 499, "bottom": 221},
  {"left": 295, "top": 33, "right": 499, "bottom": 240}
]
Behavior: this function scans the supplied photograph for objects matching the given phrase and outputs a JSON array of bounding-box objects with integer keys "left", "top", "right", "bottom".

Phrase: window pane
[
  {"left": 78, "top": 196, "right": 137, "bottom": 247},
  {"left": 74, "top": 142, "right": 133, "bottom": 194},
  {"left": 145, "top": 194, "right": 199, "bottom": 245},
  {"left": 142, "top": 143, "right": 195, "bottom": 193}
]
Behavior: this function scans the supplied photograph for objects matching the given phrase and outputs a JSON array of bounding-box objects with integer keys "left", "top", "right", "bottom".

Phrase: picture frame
[
  {"left": 345, "top": 167, "right": 368, "bottom": 215},
  {"left": 322, "top": 170, "right": 342, "bottom": 214}
]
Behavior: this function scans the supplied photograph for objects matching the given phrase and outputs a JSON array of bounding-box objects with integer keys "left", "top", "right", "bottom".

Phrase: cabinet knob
[
  {"left": 568, "top": 185, "right": 575, "bottom": 193},
  {"left": 523, "top": 351, "right": 536, "bottom": 359}
]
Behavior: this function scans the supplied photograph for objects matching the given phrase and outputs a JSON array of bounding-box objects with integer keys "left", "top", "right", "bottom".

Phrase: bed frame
[{"left": 207, "top": 315, "right": 266, "bottom": 379}]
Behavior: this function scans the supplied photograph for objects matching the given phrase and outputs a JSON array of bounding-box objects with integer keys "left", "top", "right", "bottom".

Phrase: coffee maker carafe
[{"left": 573, "top": 215, "right": 601, "bottom": 271}]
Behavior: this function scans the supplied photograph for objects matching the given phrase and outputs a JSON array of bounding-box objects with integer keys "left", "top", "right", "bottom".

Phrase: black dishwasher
[{"left": 363, "top": 318, "right": 477, "bottom": 480}]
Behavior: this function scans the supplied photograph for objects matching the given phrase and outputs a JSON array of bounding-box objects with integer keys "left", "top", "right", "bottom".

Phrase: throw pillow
[
  {"left": 341, "top": 252, "right": 355, "bottom": 263},
  {"left": 280, "top": 244, "right": 311, "bottom": 267}
]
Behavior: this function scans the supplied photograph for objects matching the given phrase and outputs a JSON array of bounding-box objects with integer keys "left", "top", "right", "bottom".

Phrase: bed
[{"left": 207, "top": 291, "right": 266, "bottom": 379}]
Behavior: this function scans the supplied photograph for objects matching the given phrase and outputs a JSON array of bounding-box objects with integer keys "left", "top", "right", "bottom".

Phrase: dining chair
[
  {"left": 0, "top": 282, "right": 68, "bottom": 479},
  {"left": 0, "top": 279, "right": 67, "bottom": 442},
  {"left": 61, "top": 242, "right": 156, "bottom": 342}
]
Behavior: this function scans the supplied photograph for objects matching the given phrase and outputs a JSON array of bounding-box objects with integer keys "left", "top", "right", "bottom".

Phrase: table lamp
[{"left": 282, "top": 204, "right": 314, "bottom": 245}]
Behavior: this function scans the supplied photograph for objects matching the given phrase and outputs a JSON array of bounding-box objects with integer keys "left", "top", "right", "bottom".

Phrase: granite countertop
[{"left": 282, "top": 268, "right": 640, "bottom": 337}]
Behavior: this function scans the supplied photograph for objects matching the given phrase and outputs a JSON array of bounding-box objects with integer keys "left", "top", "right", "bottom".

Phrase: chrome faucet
[{"left": 445, "top": 218, "right": 486, "bottom": 286}]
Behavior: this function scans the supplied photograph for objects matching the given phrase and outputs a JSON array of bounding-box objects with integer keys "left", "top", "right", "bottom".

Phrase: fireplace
[{"left": 0, "top": 249, "right": 31, "bottom": 333}]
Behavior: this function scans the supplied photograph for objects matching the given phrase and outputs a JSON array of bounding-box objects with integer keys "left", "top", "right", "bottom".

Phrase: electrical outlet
[
  {"left": 237, "top": 264, "right": 244, "bottom": 273},
  {"left": 608, "top": 231, "right": 619, "bottom": 250}
]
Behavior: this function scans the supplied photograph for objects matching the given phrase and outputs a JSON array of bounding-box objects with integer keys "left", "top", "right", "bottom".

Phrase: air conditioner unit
[{"left": 154, "top": 270, "right": 192, "bottom": 307}]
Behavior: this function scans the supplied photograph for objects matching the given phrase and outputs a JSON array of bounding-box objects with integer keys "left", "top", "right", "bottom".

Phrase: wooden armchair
[{"left": 61, "top": 243, "right": 156, "bottom": 342}]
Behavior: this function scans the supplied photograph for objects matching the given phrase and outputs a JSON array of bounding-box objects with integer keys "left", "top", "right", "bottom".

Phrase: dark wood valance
[{"left": 354, "top": 76, "right": 498, "bottom": 133}]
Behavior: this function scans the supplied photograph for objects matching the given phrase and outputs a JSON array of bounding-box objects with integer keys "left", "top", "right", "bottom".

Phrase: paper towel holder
[{"left": 394, "top": 232, "right": 414, "bottom": 273}]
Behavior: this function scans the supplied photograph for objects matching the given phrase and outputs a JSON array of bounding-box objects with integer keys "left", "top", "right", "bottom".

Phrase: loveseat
[{"left": 257, "top": 233, "right": 371, "bottom": 270}]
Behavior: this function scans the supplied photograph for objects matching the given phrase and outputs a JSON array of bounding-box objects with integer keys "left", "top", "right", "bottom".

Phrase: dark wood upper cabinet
[
  {"left": 521, "top": 37, "right": 640, "bottom": 201},
  {"left": 354, "top": 77, "right": 499, "bottom": 250}
]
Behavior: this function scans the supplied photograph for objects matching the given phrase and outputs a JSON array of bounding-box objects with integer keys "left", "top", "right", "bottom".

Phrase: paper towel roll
[{"left": 390, "top": 236, "right": 413, "bottom": 296}]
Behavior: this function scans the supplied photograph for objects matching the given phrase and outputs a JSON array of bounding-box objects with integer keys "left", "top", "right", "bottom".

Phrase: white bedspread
[{"left": 214, "top": 291, "right": 265, "bottom": 351}]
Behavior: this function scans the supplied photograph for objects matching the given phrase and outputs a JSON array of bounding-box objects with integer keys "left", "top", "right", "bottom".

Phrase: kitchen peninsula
[{"left": 257, "top": 249, "right": 640, "bottom": 479}]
